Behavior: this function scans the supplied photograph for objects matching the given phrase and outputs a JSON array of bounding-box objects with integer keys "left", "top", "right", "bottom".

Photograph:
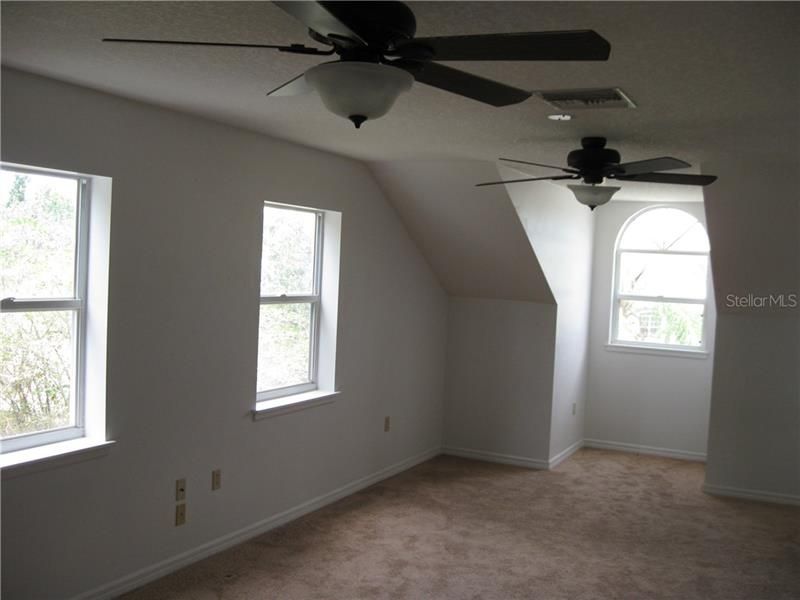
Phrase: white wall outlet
[
  {"left": 384, "top": 416, "right": 391, "bottom": 432},
  {"left": 211, "top": 469, "right": 222, "bottom": 491},
  {"left": 572, "top": 403, "right": 577, "bottom": 416},
  {"left": 175, "top": 503, "right": 186, "bottom": 526},
  {"left": 175, "top": 478, "right": 186, "bottom": 502}
]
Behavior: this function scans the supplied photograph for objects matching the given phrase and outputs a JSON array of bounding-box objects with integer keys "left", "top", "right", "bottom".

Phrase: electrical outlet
[
  {"left": 175, "top": 503, "right": 186, "bottom": 526},
  {"left": 175, "top": 478, "right": 186, "bottom": 502},
  {"left": 384, "top": 416, "right": 391, "bottom": 432},
  {"left": 211, "top": 469, "right": 222, "bottom": 491},
  {"left": 572, "top": 403, "right": 577, "bottom": 416}
]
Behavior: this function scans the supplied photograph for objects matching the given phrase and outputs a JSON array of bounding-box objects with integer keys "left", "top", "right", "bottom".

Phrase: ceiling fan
[
  {"left": 102, "top": 1, "right": 611, "bottom": 128},
  {"left": 477, "top": 137, "right": 718, "bottom": 209}
]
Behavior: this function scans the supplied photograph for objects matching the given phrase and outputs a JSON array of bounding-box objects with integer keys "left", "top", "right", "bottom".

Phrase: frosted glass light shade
[
  {"left": 568, "top": 184, "right": 620, "bottom": 209},
  {"left": 304, "top": 61, "right": 414, "bottom": 127}
]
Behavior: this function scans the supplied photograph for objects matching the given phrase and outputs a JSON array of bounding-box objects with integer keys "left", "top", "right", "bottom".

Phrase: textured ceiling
[{"left": 2, "top": 1, "right": 798, "bottom": 168}]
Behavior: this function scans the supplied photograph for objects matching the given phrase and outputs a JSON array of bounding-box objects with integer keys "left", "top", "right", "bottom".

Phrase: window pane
[
  {"left": 619, "top": 208, "right": 709, "bottom": 252},
  {"left": 617, "top": 300, "right": 704, "bottom": 347},
  {"left": 1, "top": 170, "right": 79, "bottom": 298},
  {"left": 261, "top": 206, "right": 317, "bottom": 296},
  {"left": 257, "top": 303, "right": 312, "bottom": 392},
  {"left": 619, "top": 252, "right": 708, "bottom": 299},
  {"left": 0, "top": 311, "right": 76, "bottom": 438}
]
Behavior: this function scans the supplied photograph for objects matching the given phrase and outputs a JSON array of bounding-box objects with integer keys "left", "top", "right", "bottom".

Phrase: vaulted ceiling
[
  {"left": 2, "top": 1, "right": 799, "bottom": 307},
  {"left": 2, "top": 1, "right": 798, "bottom": 169}
]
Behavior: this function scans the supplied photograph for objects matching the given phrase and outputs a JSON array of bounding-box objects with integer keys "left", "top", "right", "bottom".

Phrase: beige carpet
[{"left": 123, "top": 449, "right": 800, "bottom": 599}]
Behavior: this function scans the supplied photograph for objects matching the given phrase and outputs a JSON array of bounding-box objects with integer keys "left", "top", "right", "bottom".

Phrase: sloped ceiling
[{"left": 370, "top": 160, "right": 552, "bottom": 303}]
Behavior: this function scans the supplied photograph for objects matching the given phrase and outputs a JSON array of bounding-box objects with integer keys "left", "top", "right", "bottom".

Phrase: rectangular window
[
  {"left": 614, "top": 249, "right": 709, "bottom": 348},
  {"left": 1, "top": 166, "right": 90, "bottom": 452},
  {"left": 615, "top": 298, "right": 705, "bottom": 347},
  {"left": 256, "top": 203, "right": 323, "bottom": 400},
  {"left": 610, "top": 207, "right": 710, "bottom": 352}
]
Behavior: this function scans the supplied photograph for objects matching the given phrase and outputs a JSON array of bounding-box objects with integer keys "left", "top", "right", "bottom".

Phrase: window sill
[
  {"left": 605, "top": 343, "right": 709, "bottom": 359},
  {"left": 1, "top": 438, "right": 115, "bottom": 480},
  {"left": 253, "top": 389, "right": 340, "bottom": 421}
]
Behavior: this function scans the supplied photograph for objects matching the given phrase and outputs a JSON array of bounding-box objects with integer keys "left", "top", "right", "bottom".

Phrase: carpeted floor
[{"left": 123, "top": 449, "right": 800, "bottom": 599}]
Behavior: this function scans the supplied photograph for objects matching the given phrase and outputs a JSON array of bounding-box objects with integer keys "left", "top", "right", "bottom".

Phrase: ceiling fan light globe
[
  {"left": 567, "top": 184, "right": 620, "bottom": 208},
  {"left": 305, "top": 61, "right": 413, "bottom": 126}
]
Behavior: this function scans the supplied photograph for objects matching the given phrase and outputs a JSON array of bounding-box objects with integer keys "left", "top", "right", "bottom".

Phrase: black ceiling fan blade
[
  {"left": 393, "top": 61, "right": 530, "bottom": 107},
  {"left": 615, "top": 157, "right": 691, "bottom": 176},
  {"left": 392, "top": 30, "right": 610, "bottom": 61},
  {"left": 101, "top": 38, "right": 333, "bottom": 55},
  {"left": 273, "top": 1, "right": 367, "bottom": 45},
  {"left": 476, "top": 175, "right": 577, "bottom": 187},
  {"left": 266, "top": 73, "right": 313, "bottom": 97},
  {"left": 499, "top": 157, "right": 578, "bottom": 174},
  {"left": 615, "top": 173, "right": 718, "bottom": 186}
]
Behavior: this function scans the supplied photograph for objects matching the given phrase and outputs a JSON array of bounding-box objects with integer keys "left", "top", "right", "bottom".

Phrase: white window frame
[
  {"left": 609, "top": 206, "right": 710, "bottom": 354},
  {"left": 257, "top": 202, "right": 324, "bottom": 401},
  {"left": 0, "top": 165, "right": 90, "bottom": 453}
]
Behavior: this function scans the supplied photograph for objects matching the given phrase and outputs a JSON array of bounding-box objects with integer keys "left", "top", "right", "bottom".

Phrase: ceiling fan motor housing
[
  {"left": 318, "top": 1, "right": 417, "bottom": 49},
  {"left": 567, "top": 137, "right": 621, "bottom": 183}
]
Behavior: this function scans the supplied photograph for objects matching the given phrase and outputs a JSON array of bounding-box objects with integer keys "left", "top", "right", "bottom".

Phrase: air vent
[{"left": 536, "top": 88, "right": 636, "bottom": 110}]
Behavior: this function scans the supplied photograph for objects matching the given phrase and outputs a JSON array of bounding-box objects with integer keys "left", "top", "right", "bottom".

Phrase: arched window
[{"left": 611, "top": 207, "right": 710, "bottom": 351}]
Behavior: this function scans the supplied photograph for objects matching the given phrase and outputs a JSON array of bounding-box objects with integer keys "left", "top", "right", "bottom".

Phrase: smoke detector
[{"left": 536, "top": 87, "right": 636, "bottom": 110}]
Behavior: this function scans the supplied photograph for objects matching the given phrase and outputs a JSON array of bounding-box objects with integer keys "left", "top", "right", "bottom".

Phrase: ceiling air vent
[{"left": 537, "top": 88, "right": 636, "bottom": 110}]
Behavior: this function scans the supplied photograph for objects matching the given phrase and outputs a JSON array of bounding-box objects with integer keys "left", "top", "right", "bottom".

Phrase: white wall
[
  {"left": 0, "top": 68, "right": 448, "bottom": 599},
  {"left": 443, "top": 298, "right": 556, "bottom": 465},
  {"left": 370, "top": 160, "right": 558, "bottom": 466},
  {"left": 504, "top": 174, "right": 594, "bottom": 460},
  {"left": 372, "top": 162, "right": 594, "bottom": 466},
  {"left": 705, "top": 313, "right": 799, "bottom": 498},
  {"left": 702, "top": 156, "right": 800, "bottom": 500},
  {"left": 584, "top": 201, "right": 716, "bottom": 459}
]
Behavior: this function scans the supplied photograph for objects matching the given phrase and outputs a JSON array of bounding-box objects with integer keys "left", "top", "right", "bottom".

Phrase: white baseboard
[
  {"left": 72, "top": 446, "right": 441, "bottom": 600},
  {"left": 548, "top": 439, "right": 584, "bottom": 469},
  {"left": 442, "top": 446, "right": 549, "bottom": 470},
  {"left": 583, "top": 438, "right": 706, "bottom": 462},
  {"left": 703, "top": 483, "right": 800, "bottom": 507}
]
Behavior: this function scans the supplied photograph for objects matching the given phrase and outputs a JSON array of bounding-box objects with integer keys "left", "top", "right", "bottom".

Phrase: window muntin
[
  {"left": 257, "top": 203, "right": 323, "bottom": 400},
  {"left": 1, "top": 166, "right": 89, "bottom": 451},
  {"left": 611, "top": 207, "right": 710, "bottom": 351}
]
